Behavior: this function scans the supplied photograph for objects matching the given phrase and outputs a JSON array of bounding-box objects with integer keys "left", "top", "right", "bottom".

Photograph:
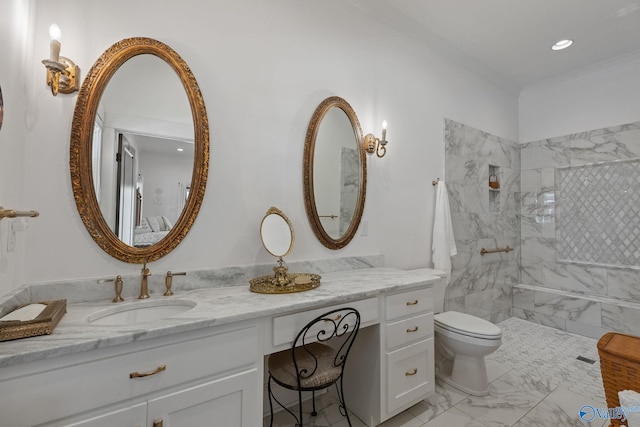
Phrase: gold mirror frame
[
  {"left": 0, "top": 84, "right": 3, "bottom": 131},
  {"left": 303, "top": 96, "right": 367, "bottom": 250},
  {"left": 260, "top": 206, "right": 295, "bottom": 259},
  {"left": 70, "top": 37, "right": 209, "bottom": 263}
]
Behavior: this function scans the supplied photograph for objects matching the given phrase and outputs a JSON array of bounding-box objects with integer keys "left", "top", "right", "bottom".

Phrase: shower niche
[{"left": 489, "top": 165, "right": 500, "bottom": 213}]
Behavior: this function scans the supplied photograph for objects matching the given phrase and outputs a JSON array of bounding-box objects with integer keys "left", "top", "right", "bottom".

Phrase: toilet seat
[{"left": 435, "top": 311, "right": 501, "bottom": 340}]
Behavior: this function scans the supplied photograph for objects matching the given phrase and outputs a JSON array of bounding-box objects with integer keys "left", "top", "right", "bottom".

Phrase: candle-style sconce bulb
[
  {"left": 49, "top": 24, "right": 61, "bottom": 62},
  {"left": 41, "top": 24, "right": 79, "bottom": 96}
]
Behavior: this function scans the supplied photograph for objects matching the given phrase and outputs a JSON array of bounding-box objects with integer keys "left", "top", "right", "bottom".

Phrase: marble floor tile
[
  {"left": 264, "top": 392, "right": 366, "bottom": 427},
  {"left": 512, "top": 386, "right": 608, "bottom": 427},
  {"left": 423, "top": 407, "right": 489, "bottom": 426},
  {"left": 497, "top": 366, "right": 563, "bottom": 399},
  {"left": 407, "top": 381, "right": 469, "bottom": 423},
  {"left": 376, "top": 410, "right": 425, "bottom": 427},
  {"left": 454, "top": 379, "right": 542, "bottom": 426}
]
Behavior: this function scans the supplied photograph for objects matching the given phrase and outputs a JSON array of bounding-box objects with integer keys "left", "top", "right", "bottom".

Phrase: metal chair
[{"left": 267, "top": 307, "right": 361, "bottom": 426}]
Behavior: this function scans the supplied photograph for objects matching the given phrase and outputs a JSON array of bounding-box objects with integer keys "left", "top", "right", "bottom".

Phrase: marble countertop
[{"left": 0, "top": 267, "right": 438, "bottom": 369}]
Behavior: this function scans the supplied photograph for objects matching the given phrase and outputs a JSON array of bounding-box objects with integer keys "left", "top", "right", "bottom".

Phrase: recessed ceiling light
[
  {"left": 552, "top": 39, "right": 573, "bottom": 51},
  {"left": 177, "top": 148, "right": 184, "bottom": 152}
]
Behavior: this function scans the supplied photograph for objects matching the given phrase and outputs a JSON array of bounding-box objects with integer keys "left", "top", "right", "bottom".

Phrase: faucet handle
[
  {"left": 141, "top": 262, "right": 151, "bottom": 276},
  {"left": 97, "top": 275, "right": 124, "bottom": 303},
  {"left": 164, "top": 271, "right": 186, "bottom": 296}
]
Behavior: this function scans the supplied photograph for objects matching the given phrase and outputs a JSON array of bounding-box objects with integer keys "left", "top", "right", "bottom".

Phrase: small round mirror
[{"left": 260, "top": 207, "right": 294, "bottom": 259}]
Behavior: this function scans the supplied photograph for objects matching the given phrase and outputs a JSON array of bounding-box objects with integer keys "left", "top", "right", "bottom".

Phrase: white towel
[
  {"left": 619, "top": 390, "right": 640, "bottom": 426},
  {"left": 432, "top": 181, "right": 457, "bottom": 282}
]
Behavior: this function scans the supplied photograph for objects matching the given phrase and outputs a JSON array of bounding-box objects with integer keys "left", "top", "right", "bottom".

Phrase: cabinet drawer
[
  {"left": 386, "top": 312, "right": 433, "bottom": 350},
  {"left": 272, "top": 298, "right": 378, "bottom": 347},
  {"left": 386, "top": 287, "right": 432, "bottom": 321},
  {"left": 386, "top": 338, "right": 434, "bottom": 415},
  {"left": 0, "top": 326, "right": 259, "bottom": 427}
]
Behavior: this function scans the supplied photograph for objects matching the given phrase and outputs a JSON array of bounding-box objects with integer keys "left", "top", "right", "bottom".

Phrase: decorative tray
[
  {"left": 250, "top": 273, "right": 321, "bottom": 294},
  {"left": 0, "top": 299, "right": 67, "bottom": 342}
]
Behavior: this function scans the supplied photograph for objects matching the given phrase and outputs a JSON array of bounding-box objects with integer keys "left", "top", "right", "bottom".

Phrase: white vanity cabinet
[
  {"left": 0, "top": 267, "right": 439, "bottom": 427},
  {"left": 383, "top": 287, "right": 435, "bottom": 418},
  {"left": 345, "top": 285, "right": 435, "bottom": 426},
  {"left": 0, "top": 323, "right": 261, "bottom": 427}
]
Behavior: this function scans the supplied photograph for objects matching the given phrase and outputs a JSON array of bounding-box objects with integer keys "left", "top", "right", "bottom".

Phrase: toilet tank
[{"left": 408, "top": 268, "right": 447, "bottom": 313}]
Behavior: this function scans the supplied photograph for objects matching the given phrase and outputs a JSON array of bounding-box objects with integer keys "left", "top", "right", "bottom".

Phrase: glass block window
[{"left": 556, "top": 159, "right": 640, "bottom": 267}]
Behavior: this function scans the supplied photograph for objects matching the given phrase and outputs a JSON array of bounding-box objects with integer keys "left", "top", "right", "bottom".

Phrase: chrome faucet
[{"left": 139, "top": 262, "right": 151, "bottom": 299}]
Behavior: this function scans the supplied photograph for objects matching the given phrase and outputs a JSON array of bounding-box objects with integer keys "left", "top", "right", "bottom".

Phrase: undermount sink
[{"left": 86, "top": 299, "right": 197, "bottom": 326}]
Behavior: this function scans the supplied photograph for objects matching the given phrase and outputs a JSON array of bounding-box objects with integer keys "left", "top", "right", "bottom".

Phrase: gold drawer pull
[
  {"left": 406, "top": 300, "right": 418, "bottom": 306},
  {"left": 405, "top": 368, "right": 418, "bottom": 376},
  {"left": 324, "top": 314, "right": 342, "bottom": 322},
  {"left": 153, "top": 419, "right": 164, "bottom": 427},
  {"left": 406, "top": 326, "right": 419, "bottom": 333},
  {"left": 130, "top": 364, "right": 166, "bottom": 379}
]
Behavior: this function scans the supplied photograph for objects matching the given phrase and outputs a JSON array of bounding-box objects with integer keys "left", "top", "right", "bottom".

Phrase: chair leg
[
  {"left": 311, "top": 390, "right": 317, "bottom": 416},
  {"left": 268, "top": 374, "right": 301, "bottom": 427},
  {"left": 298, "top": 389, "right": 304, "bottom": 427},
  {"left": 336, "top": 378, "right": 353, "bottom": 427},
  {"left": 267, "top": 375, "right": 275, "bottom": 427}
]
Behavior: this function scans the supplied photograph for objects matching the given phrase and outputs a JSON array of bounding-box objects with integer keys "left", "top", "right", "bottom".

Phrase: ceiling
[
  {"left": 350, "top": 0, "right": 640, "bottom": 91},
  {"left": 125, "top": 133, "right": 194, "bottom": 157}
]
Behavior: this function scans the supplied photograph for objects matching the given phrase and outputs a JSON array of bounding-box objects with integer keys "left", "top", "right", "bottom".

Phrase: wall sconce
[
  {"left": 41, "top": 24, "right": 79, "bottom": 96},
  {"left": 363, "top": 120, "right": 389, "bottom": 158}
]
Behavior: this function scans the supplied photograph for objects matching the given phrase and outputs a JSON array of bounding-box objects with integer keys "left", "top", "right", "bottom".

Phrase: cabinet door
[
  {"left": 57, "top": 402, "right": 146, "bottom": 427},
  {"left": 386, "top": 338, "right": 434, "bottom": 416},
  {"left": 147, "top": 369, "right": 259, "bottom": 427}
]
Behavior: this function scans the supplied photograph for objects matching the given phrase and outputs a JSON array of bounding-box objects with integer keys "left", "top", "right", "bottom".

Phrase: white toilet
[{"left": 411, "top": 269, "right": 502, "bottom": 396}]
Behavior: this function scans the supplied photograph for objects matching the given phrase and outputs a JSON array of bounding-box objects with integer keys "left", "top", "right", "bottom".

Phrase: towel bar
[
  {"left": 480, "top": 246, "right": 513, "bottom": 256},
  {"left": 0, "top": 207, "right": 40, "bottom": 220}
]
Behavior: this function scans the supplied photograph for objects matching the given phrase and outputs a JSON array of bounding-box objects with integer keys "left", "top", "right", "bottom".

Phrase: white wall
[
  {"left": 6, "top": 0, "right": 517, "bottom": 288},
  {"left": 139, "top": 150, "right": 193, "bottom": 224},
  {"left": 519, "top": 53, "right": 640, "bottom": 142},
  {"left": 0, "top": 0, "right": 34, "bottom": 295}
]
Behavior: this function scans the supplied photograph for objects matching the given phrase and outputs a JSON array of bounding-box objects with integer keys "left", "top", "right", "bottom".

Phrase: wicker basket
[{"left": 597, "top": 332, "right": 640, "bottom": 427}]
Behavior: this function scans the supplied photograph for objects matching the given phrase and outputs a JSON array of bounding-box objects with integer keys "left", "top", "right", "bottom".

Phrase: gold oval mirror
[
  {"left": 303, "top": 96, "right": 366, "bottom": 249},
  {"left": 70, "top": 37, "right": 209, "bottom": 263}
]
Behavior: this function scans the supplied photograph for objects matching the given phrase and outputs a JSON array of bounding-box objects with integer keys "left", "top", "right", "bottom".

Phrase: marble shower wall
[
  {"left": 340, "top": 147, "right": 359, "bottom": 235},
  {"left": 518, "top": 121, "right": 640, "bottom": 339},
  {"left": 444, "top": 119, "right": 520, "bottom": 322}
]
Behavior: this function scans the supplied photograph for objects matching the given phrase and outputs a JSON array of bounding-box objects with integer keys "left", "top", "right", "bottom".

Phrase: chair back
[{"left": 291, "top": 307, "right": 360, "bottom": 389}]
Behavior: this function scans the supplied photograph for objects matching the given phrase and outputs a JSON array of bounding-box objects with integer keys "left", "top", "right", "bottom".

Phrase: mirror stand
[{"left": 271, "top": 257, "right": 293, "bottom": 287}]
